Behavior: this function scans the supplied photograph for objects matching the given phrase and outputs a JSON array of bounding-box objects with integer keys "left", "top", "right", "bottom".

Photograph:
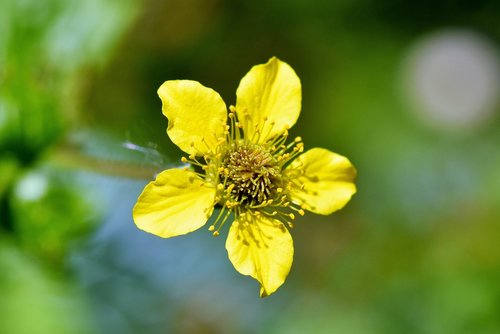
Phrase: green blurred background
[{"left": 1, "top": 0, "right": 500, "bottom": 333}]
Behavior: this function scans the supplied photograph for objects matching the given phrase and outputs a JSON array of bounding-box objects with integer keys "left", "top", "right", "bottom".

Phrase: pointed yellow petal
[
  {"left": 133, "top": 169, "right": 216, "bottom": 238},
  {"left": 158, "top": 80, "right": 227, "bottom": 155},
  {"left": 286, "top": 148, "right": 357, "bottom": 215},
  {"left": 235, "top": 57, "right": 301, "bottom": 143},
  {"left": 226, "top": 215, "right": 293, "bottom": 297}
]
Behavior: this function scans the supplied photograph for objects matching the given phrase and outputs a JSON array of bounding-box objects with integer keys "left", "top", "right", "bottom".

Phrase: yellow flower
[{"left": 133, "top": 57, "right": 357, "bottom": 297}]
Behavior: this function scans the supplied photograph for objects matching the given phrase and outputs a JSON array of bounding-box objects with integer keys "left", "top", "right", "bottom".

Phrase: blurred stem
[{"left": 48, "top": 145, "right": 160, "bottom": 180}]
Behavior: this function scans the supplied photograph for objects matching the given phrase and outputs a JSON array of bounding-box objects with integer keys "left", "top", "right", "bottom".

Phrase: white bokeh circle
[{"left": 401, "top": 29, "right": 500, "bottom": 131}]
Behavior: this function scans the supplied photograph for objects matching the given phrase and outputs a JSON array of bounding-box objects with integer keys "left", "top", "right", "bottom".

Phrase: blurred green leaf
[
  {"left": 0, "top": 0, "right": 139, "bottom": 161},
  {"left": 0, "top": 240, "right": 95, "bottom": 334},
  {"left": 0, "top": 155, "right": 19, "bottom": 197},
  {"left": 10, "top": 168, "right": 99, "bottom": 265}
]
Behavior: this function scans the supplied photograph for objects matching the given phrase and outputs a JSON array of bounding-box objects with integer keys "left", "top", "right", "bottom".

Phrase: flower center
[
  {"left": 221, "top": 144, "right": 281, "bottom": 206},
  {"left": 180, "top": 109, "right": 307, "bottom": 236}
]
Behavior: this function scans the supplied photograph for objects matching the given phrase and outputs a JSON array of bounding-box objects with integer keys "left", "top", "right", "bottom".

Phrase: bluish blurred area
[{"left": 1, "top": 0, "right": 500, "bottom": 333}]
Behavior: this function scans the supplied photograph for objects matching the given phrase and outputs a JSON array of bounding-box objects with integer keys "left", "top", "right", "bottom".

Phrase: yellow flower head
[{"left": 133, "top": 57, "right": 357, "bottom": 297}]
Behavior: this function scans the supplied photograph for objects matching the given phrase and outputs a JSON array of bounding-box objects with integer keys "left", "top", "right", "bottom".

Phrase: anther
[
  {"left": 208, "top": 225, "right": 215, "bottom": 231},
  {"left": 181, "top": 157, "right": 188, "bottom": 163},
  {"left": 226, "top": 184, "right": 235, "bottom": 194},
  {"left": 213, "top": 231, "right": 220, "bottom": 237}
]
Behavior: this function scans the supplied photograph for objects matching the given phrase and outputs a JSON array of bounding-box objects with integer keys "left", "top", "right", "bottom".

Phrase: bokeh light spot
[
  {"left": 14, "top": 172, "right": 48, "bottom": 202},
  {"left": 401, "top": 29, "right": 500, "bottom": 131}
]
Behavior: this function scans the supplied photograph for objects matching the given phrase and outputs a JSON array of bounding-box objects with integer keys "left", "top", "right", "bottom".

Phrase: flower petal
[
  {"left": 158, "top": 80, "right": 227, "bottom": 155},
  {"left": 235, "top": 57, "right": 301, "bottom": 143},
  {"left": 226, "top": 215, "right": 293, "bottom": 297},
  {"left": 133, "top": 169, "right": 216, "bottom": 238},
  {"left": 286, "top": 148, "right": 357, "bottom": 215}
]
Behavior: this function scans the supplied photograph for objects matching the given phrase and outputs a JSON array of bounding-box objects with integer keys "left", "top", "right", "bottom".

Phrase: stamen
[
  {"left": 260, "top": 119, "right": 277, "bottom": 142},
  {"left": 213, "top": 209, "right": 232, "bottom": 236},
  {"left": 198, "top": 110, "right": 312, "bottom": 237},
  {"left": 220, "top": 144, "right": 280, "bottom": 207}
]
